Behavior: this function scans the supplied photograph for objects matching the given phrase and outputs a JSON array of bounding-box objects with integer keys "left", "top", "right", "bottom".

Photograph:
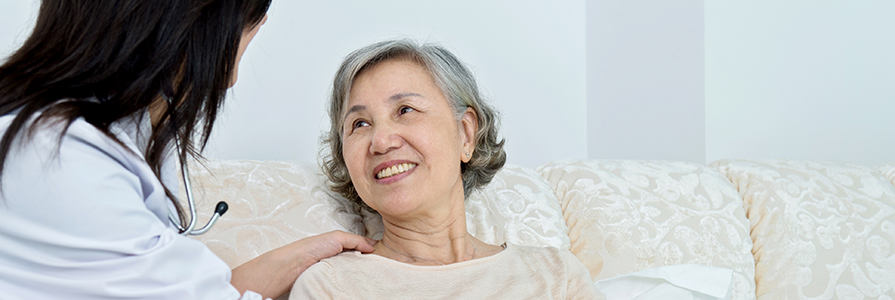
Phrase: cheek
[
  {"left": 418, "top": 123, "right": 462, "bottom": 165},
  {"left": 342, "top": 139, "right": 366, "bottom": 180},
  {"left": 436, "top": 120, "right": 463, "bottom": 150}
]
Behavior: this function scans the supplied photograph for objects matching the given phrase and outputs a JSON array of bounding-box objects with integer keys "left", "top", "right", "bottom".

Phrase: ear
[{"left": 460, "top": 107, "right": 478, "bottom": 163}]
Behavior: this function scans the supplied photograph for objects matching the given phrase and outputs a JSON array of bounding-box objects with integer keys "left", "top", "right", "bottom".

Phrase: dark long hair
[{"left": 0, "top": 0, "right": 270, "bottom": 230}]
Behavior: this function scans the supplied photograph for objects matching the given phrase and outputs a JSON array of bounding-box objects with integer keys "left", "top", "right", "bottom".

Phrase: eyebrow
[
  {"left": 345, "top": 105, "right": 366, "bottom": 117},
  {"left": 389, "top": 92, "right": 423, "bottom": 101},
  {"left": 343, "top": 93, "right": 425, "bottom": 118}
]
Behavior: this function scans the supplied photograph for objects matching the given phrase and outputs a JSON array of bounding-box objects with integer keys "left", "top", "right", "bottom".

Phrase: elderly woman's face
[{"left": 342, "top": 58, "right": 476, "bottom": 216}]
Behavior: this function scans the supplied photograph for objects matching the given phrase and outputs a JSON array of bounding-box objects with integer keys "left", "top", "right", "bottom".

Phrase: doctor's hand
[{"left": 230, "top": 230, "right": 376, "bottom": 299}]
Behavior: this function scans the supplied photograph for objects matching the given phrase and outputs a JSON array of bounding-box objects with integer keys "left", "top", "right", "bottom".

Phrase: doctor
[{"left": 0, "top": 1, "right": 375, "bottom": 299}]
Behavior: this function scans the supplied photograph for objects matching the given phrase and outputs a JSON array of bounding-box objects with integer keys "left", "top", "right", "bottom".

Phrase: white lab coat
[{"left": 0, "top": 109, "right": 264, "bottom": 299}]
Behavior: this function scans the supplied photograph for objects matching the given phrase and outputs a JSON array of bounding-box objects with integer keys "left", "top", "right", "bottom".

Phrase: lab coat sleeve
[
  {"left": 0, "top": 117, "right": 242, "bottom": 300},
  {"left": 241, "top": 290, "right": 274, "bottom": 300}
]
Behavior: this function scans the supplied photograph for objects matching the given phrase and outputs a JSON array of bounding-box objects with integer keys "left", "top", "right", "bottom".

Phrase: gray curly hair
[{"left": 320, "top": 39, "right": 506, "bottom": 211}]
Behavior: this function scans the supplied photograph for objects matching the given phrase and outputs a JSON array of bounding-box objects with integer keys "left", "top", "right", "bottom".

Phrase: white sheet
[{"left": 594, "top": 264, "right": 733, "bottom": 300}]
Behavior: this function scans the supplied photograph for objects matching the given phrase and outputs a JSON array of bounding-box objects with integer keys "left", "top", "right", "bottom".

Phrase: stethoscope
[
  {"left": 168, "top": 153, "right": 229, "bottom": 236},
  {"left": 159, "top": 91, "right": 229, "bottom": 236}
]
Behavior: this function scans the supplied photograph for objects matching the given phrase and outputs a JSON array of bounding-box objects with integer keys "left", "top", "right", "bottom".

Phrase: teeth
[{"left": 376, "top": 163, "right": 417, "bottom": 179}]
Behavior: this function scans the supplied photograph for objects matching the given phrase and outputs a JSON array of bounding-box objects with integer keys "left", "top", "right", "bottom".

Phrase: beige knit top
[{"left": 290, "top": 243, "right": 604, "bottom": 299}]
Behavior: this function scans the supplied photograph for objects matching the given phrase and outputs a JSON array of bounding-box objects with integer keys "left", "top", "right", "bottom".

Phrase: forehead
[
  {"left": 339, "top": 57, "right": 449, "bottom": 125},
  {"left": 350, "top": 58, "right": 434, "bottom": 96}
]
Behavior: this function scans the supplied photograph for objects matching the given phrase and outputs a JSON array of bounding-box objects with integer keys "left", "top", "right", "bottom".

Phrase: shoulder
[
  {"left": 0, "top": 111, "right": 167, "bottom": 242},
  {"left": 294, "top": 251, "right": 371, "bottom": 282},
  {"left": 2, "top": 112, "right": 152, "bottom": 198},
  {"left": 508, "top": 244, "right": 566, "bottom": 262},
  {"left": 512, "top": 244, "right": 579, "bottom": 259},
  {"left": 509, "top": 245, "right": 603, "bottom": 299},
  {"left": 504, "top": 244, "right": 590, "bottom": 276},
  {"left": 290, "top": 252, "right": 366, "bottom": 299},
  {"left": 1, "top": 109, "right": 147, "bottom": 162},
  {"left": 1, "top": 109, "right": 154, "bottom": 192}
]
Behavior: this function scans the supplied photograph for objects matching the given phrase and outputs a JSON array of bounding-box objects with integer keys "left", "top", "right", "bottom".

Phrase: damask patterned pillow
[
  {"left": 713, "top": 159, "right": 895, "bottom": 299},
  {"left": 363, "top": 164, "right": 571, "bottom": 250},
  {"left": 877, "top": 163, "right": 895, "bottom": 187},
  {"left": 538, "top": 159, "right": 755, "bottom": 300},
  {"left": 179, "top": 160, "right": 364, "bottom": 268}
]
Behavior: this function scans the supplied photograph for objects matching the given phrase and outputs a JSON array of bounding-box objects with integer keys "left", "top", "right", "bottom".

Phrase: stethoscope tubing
[
  {"left": 169, "top": 143, "right": 228, "bottom": 236},
  {"left": 161, "top": 92, "right": 228, "bottom": 235}
]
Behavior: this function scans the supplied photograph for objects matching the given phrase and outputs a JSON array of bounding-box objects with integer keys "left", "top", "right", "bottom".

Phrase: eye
[
  {"left": 348, "top": 119, "right": 370, "bottom": 134},
  {"left": 399, "top": 106, "right": 415, "bottom": 115},
  {"left": 351, "top": 119, "right": 370, "bottom": 130}
]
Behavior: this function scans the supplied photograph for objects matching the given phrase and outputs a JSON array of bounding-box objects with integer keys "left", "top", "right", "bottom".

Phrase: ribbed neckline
[{"left": 344, "top": 242, "right": 513, "bottom": 270}]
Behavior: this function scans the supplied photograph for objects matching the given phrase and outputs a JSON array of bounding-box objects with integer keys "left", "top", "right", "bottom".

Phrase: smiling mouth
[{"left": 375, "top": 163, "right": 417, "bottom": 179}]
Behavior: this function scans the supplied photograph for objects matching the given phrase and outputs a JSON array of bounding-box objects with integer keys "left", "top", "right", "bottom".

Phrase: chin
[{"left": 368, "top": 197, "right": 420, "bottom": 217}]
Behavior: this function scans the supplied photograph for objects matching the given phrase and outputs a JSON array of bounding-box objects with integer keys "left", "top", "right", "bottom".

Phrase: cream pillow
[
  {"left": 363, "top": 164, "right": 571, "bottom": 250},
  {"left": 179, "top": 160, "right": 364, "bottom": 268},
  {"left": 878, "top": 163, "right": 895, "bottom": 187},
  {"left": 713, "top": 159, "right": 895, "bottom": 299},
  {"left": 539, "top": 159, "right": 756, "bottom": 300}
]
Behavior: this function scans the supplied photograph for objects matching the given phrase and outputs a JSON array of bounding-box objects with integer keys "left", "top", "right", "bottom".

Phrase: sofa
[{"left": 179, "top": 159, "right": 895, "bottom": 299}]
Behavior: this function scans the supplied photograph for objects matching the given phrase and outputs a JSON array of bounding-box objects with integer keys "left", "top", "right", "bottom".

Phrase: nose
[{"left": 370, "top": 122, "right": 402, "bottom": 155}]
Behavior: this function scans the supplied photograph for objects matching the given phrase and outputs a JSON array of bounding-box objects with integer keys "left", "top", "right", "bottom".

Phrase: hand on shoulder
[{"left": 230, "top": 230, "right": 376, "bottom": 299}]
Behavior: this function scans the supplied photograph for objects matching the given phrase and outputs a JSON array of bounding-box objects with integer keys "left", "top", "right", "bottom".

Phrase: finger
[{"left": 331, "top": 231, "right": 376, "bottom": 252}]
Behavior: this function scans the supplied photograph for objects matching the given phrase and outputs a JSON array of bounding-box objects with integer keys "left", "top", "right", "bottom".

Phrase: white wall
[
  {"left": 3, "top": 1, "right": 893, "bottom": 167},
  {"left": 587, "top": 1, "right": 705, "bottom": 163},
  {"left": 0, "top": 0, "right": 587, "bottom": 168},
  {"left": 705, "top": 2, "right": 895, "bottom": 166},
  {"left": 0, "top": 1, "right": 38, "bottom": 56},
  {"left": 213, "top": 1, "right": 587, "bottom": 168}
]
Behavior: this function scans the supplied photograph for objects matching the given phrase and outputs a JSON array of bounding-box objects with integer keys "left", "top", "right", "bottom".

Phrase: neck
[{"left": 376, "top": 197, "right": 476, "bottom": 265}]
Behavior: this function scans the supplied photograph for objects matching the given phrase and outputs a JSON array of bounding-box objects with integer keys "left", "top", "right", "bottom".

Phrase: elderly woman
[{"left": 291, "top": 40, "right": 603, "bottom": 299}]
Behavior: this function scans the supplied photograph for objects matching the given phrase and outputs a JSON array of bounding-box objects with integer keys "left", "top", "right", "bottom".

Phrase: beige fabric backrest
[
  {"left": 181, "top": 160, "right": 571, "bottom": 268},
  {"left": 877, "top": 163, "right": 895, "bottom": 187},
  {"left": 712, "top": 159, "right": 895, "bottom": 299},
  {"left": 538, "top": 159, "right": 756, "bottom": 300},
  {"left": 179, "top": 160, "right": 364, "bottom": 268}
]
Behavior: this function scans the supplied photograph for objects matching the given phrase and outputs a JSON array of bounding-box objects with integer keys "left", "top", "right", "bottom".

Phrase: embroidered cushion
[
  {"left": 539, "top": 159, "right": 756, "bottom": 300},
  {"left": 877, "top": 163, "right": 895, "bottom": 187},
  {"left": 180, "top": 160, "right": 364, "bottom": 268},
  {"left": 713, "top": 159, "right": 895, "bottom": 299}
]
